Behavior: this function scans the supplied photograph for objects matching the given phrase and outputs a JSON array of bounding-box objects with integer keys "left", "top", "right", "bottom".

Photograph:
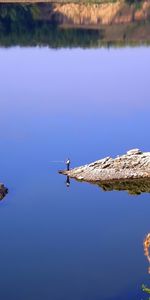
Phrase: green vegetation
[
  {"left": 142, "top": 284, "right": 150, "bottom": 300},
  {"left": 142, "top": 285, "right": 150, "bottom": 295}
]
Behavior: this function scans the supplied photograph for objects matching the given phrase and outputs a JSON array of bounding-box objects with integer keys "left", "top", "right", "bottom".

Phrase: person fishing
[{"left": 65, "top": 158, "right": 70, "bottom": 171}]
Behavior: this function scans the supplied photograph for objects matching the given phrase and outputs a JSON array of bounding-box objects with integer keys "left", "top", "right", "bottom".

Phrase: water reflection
[
  {"left": 62, "top": 177, "right": 150, "bottom": 195},
  {"left": 65, "top": 176, "right": 70, "bottom": 188},
  {"left": 60, "top": 171, "right": 150, "bottom": 195},
  {"left": 0, "top": 3, "right": 150, "bottom": 48},
  {"left": 0, "top": 9, "right": 150, "bottom": 298},
  {"left": 0, "top": 4, "right": 103, "bottom": 48},
  {"left": 95, "top": 178, "right": 150, "bottom": 195}
]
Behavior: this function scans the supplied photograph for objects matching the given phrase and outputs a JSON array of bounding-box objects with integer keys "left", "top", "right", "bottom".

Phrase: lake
[{"left": 0, "top": 3, "right": 150, "bottom": 300}]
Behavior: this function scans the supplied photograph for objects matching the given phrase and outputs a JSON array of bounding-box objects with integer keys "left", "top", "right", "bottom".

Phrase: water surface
[{"left": 0, "top": 14, "right": 150, "bottom": 300}]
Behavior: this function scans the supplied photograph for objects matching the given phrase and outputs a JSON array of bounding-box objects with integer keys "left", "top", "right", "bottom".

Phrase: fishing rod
[
  {"left": 51, "top": 160, "right": 65, "bottom": 163},
  {"left": 51, "top": 158, "right": 71, "bottom": 170}
]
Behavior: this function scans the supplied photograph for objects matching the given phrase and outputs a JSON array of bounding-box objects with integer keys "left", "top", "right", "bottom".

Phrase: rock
[
  {"left": 127, "top": 148, "right": 142, "bottom": 155},
  {"left": 59, "top": 149, "right": 150, "bottom": 194},
  {"left": 0, "top": 184, "right": 8, "bottom": 201}
]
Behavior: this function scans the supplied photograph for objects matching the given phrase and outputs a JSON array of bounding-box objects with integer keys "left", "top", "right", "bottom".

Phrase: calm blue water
[{"left": 0, "top": 47, "right": 150, "bottom": 300}]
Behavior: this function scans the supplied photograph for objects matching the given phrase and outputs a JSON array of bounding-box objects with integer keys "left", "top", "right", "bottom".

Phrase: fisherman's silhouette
[
  {"left": 65, "top": 158, "right": 70, "bottom": 171},
  {"left": 66, "top": 176, "right": 70, "bottom": 188}
]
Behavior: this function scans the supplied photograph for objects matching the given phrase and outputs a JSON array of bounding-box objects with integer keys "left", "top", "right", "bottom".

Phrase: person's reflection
[{"left": 66, "top": 176, "right": 70, "bottom": 188}]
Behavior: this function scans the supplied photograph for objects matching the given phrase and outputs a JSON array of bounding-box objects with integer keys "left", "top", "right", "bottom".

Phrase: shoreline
[
  {"left": 60, "top": 149, "right": 150, "bottom": 181},
  {"left": 0, "top": 0, "right": 118, "bottom": 3}
]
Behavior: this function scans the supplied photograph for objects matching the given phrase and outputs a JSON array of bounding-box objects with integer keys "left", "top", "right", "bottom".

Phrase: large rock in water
[{"left": 59, "top": 149, "right": 150, "bottom": 195}]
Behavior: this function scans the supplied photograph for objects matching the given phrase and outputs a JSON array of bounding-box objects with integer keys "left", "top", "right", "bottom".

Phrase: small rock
[
  {"left": 127, "top": 149, "right": 142, "bottom": 155},
  {"left": 78, "top": 176, "right": 83, "bottom": 180},
  {"left": 0, "top": 184, "right": 8, "bottom": 201}
]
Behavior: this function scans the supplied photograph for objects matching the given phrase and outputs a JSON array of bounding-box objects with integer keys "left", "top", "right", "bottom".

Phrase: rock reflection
[
  {"left": 0, "top": 184, "right": 8, "bottom": 201},
  {"left": 97, "top": 178, "right": 150, "bottom": 195}
]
